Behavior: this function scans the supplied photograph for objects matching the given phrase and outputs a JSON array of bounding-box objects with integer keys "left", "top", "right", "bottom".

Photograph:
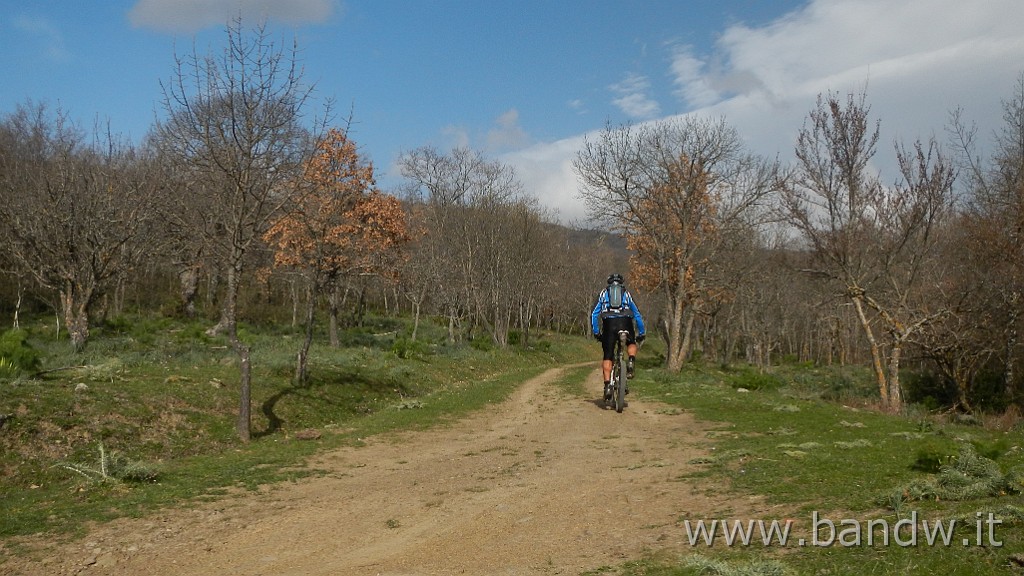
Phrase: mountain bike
[{"left": 607, "top": 329, "right": 629, "bottom": 413}]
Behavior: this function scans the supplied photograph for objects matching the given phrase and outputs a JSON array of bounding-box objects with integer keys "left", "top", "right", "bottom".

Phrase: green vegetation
[
  {"left": 0, "top": 329, "right": 41, "bottom": 376},
  {"left": 591, "top": 359, "right": 1024, "bottom": 575},
  {"left": 0, "top": 313, "right": 589, "bottom": 541}
]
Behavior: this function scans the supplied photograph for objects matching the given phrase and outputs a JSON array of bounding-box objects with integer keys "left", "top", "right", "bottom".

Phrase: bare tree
[
  {"left": 949, "top": 72, "right": 1024, "bottom": 403},
  {"left": 152, "top": 19, "right": 324, "bottom": 440},
  {"left": 574, "top": 117, "right": 777, "bottom": 371},
  {"left": 399, "top": 147, "right": 485, "bottom": 342},
  {"left": 781, "top": 90, "right": 955, "bottom": 413},
  {"left": 0, "top": 102, "right": 157, "bottom": 350},
  {"left": 399, "top": 146, "right": 541, "bottom": 346}
]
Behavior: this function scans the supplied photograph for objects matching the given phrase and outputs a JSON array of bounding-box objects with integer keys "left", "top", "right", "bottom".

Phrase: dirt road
[{"left": 6, "top": 365, "right": 769, "bottom": 575}]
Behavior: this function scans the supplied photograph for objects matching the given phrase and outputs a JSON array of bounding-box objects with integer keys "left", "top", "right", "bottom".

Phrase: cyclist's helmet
[{"left": 607, "top": 273, "right": 624, "bottom": 285}]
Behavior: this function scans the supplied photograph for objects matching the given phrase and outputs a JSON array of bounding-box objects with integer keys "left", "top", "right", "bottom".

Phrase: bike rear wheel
[{"left": 615, "top": 331, "right": 628, "bottom": 413}]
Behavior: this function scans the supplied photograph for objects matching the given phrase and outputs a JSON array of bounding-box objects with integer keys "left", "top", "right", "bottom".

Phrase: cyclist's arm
[{"left": 590, "top": 291, "right": 606, "bottom": 335}]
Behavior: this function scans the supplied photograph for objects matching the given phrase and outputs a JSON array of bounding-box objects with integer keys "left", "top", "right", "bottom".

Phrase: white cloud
[
  {"left": 510, "top": 0, "right": 1024, "bottom": 225},
  {"left": 669, "top": 46, "right": 719, "bottom": 109},
  {"left": 486, "top": 108, "right": 530, "bottom": 153},
  {"left": 503, "top": 135, "right": 589, "bottom": 224},
  {"left": 610, "top": 73, "right": 660, "bottom": 119},
  {"left": 13, "top": 16, "right": 70, "bottom": 61},
  {"left": 440, "top": 125, "right": 471, "bottom": 150},
  {"left": 128, "top": 0, "right": 335, "bottom": 33}
]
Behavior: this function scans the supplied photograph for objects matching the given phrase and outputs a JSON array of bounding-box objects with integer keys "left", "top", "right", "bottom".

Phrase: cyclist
[{"left": 591, "top": 273, "right": 646, "bottom": 402}]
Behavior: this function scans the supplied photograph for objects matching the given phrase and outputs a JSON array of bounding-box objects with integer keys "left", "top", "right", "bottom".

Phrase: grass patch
[
  {"left": 607, "top": 361, "right": 1024, "bottom": 575},
  {"left": 551, "top": 364, "right": 595, "bottom": 397}
]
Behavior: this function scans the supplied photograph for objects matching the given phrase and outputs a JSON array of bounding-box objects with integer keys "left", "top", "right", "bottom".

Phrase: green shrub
[
  {"left": 173, "top": 321, "right": 215, "bottom": 345},
  {"left": 469, "top": 337, "right": 494, "bottom": 352},
  {"left": 911, "top": 442, "right": 957, "bottom": 473},
  {"left": 392, "top": 336, "right": 431, "bottom": 360},
  {"left": 528, "top": 340, "right": 552, "bottom": 352},
  {"left": 0, "top": 329, "right": 41, "bottom": 375},
  {"left": 729, "top": 367, "right": 784, "bottom": 391},
  {"left": 818, "top": 371, "right": 875, "bottom": 402},
  {"left": 337, "top": 325, "right": 390, "bottom": 349}
]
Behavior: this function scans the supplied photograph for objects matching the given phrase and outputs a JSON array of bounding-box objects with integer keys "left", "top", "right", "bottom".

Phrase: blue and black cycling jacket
[{"left": 591, "top": 288, "right": 646, "bottom": 338}]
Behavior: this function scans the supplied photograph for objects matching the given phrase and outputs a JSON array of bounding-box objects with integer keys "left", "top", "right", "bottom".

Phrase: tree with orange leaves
[
  {"left": 265, "top": 127, "right": 408, "bottom": 384},
  {"left": 575, "top": 118, "right": 776, "bottom": 371}
]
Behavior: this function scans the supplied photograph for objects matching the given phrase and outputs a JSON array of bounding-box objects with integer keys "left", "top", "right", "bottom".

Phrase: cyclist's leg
[
  {"left": 624, "top": 324, "right": 638, "bottom": 380},
  {"left": 600, "top": 318, "right": 617, "bottom": 398}
]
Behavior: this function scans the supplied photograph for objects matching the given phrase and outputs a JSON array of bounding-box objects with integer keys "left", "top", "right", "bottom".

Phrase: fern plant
[{"left": 56, "top": 442, "right": 158, "bottom": 484}]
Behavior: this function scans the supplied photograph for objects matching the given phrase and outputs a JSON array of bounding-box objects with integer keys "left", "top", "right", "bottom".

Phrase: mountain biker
[{"left": 591, "top": 273, "right": 646, "bottom": 403}]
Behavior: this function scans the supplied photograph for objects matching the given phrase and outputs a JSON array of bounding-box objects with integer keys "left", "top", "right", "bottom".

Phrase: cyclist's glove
[{"left": 636, "top": 335, "right": 646, "bottom": 344}]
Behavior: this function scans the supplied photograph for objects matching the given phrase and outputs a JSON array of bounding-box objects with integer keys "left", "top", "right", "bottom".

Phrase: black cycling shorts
[{"left": 600, "top": 316, "right": 635, "bottom": 361}]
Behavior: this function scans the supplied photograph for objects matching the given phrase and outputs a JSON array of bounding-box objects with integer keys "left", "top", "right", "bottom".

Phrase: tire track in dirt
[{"left": 5, "top": 364, "right": 770, "bottom": 575}]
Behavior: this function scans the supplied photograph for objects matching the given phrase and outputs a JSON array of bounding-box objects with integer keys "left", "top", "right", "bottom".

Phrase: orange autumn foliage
[
  {"left": 623, "top": 153, "right": 719, "bottom": 298},
  {"left": 264, "top": 128, "right": 408, "bottom": 282}
]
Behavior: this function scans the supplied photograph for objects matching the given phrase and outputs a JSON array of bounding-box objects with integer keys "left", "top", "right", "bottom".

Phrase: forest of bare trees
[{"left": 2, "top": 21, "right": 1024, "bottom": 419}]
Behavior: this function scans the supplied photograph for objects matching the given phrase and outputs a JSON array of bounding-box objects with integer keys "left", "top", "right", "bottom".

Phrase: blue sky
[{"left": 2, "top": 0, "right": 1023, "bottom": 223}]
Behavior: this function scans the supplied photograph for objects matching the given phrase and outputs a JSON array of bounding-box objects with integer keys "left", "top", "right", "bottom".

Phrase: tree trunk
[
  {"left": 665, "top": 288, "right": 688, "bottom": 372},
  {"left": 411, "top": 300, "right": 421, "bottom": 341},
  {"left": 113, "top": 275, "right": 126, "bottom": 317},
  {"left": 680, "top": 310, "right": 696, "bottom": 365},
  {"left": 328, "top": 283, "right": 340, "bottom": 347},
  {"left": 520, "top": 298, "right": 532, "bottom": 347},
  {"left": 852, "top": 295, "right": 889, "bottom": 408},
  {"left": 66, "top": 306, "right": 90, "bottom": 352},
  {"left": 179, "top": 265, "right": 200, "bottom": 318},
  {"left": 13, "top": 283, "right": 22, "bottom": 330},
  {"left": 1007, "top": 328, "right": 1018, "bottom": 404},
  {"left": 886, "top": 342, "right": 905, "bottom": 413},
  {"left": 209, "top": 261, "right": 252, "bottom": 441},
  {"left": 233, "top": 331, "right": 252, "bottom": 442},
  {"left": 289, "top": 278, "right": 300, "bottom": 328},
  {"left": 1005, "top": 291, "right": 1020, "bottom": 403},
  {"left": 60, "top": 282, "right": 92, "bottom": 352},
  {"left": 295, "top": 280, "right": 316, "bottom": 386},
  {"left": 207, "top": 312, "right": 229, "bottom": 337}
]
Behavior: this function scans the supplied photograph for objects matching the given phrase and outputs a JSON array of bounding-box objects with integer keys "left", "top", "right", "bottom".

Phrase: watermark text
[{"left": 683, "top": 512, "right": 1003, "bottom": 548}]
